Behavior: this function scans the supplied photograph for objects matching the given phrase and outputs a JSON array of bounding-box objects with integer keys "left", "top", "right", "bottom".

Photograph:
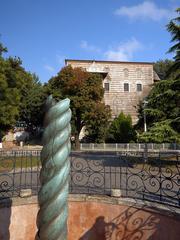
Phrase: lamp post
[
  {"left": 143, "top": 100, "right": 148, "bottom": 162},
  {"left": 143, "top": 100, "right": 148, "bottom": 133}
]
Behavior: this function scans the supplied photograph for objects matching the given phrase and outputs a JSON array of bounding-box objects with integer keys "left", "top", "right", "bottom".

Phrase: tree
[
  {"left": 0, "top": 42, "right": 46, "bottom": 141},
  {"left": 166, "top": 8, "right": 180, "bottom": 79},
  {"left": 138, "top": 120, "right": 179, "bottom": 143},
  {"left": 47, "top": 65, "right": 111, "bottom": 149},
  {"left": 84, "top": 103, "right": 111, "bottom": 143},
  {"left": 106, "top": 112, "right": 136, "bottom": 143},
  {"left": 0, "top": 42, "right": 7, "bottom": 56},
  {"left": 0, "top": 50, "right": 23, "bottom": 139},
  {"left": 136, "top": 77, "right": 180, "bottom": 143},
  {"left": 154, "top": 59, "right": 174, "bottom": 80},
  {"left": 18, "top": 74, "right": 46, "bottom": 130},
  {"left": 136, "top": 9, "right": 180, "bottom": 143}
]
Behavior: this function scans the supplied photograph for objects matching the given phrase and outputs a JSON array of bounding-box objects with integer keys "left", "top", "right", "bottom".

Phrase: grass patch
[
  {"left": 123, "top": 154, "right": 179, "bottom": 172},
  {"left": 103, "top": 153, "right": 179, "bottom": 172},
  {"left": 0, "top": 156, "right": 41, "bottom": 172}
]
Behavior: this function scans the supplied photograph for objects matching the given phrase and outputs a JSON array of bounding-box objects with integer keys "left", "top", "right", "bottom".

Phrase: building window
[
  {"left": 137, "top": 83, "right": 142, "bottom": 92},
  {"left": 123, "top": 68, "right": 129, "bottom": 78},
  {"left": 136, "top": 68, "right": 143, "bottom": 78},
  {"left": 124, "top": 83, "right": 129, "bottom": 92},
  {"left": 104, "top": 83, "right": 109, "bottom": 92}
]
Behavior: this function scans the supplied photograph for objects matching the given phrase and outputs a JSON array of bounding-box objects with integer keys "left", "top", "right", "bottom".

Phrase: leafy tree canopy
[
  {"left": 0, "top": 42, "right": 7, "bottom": 56},
  {"left": 18, "top": 74, "right": 46, "bottom": 129},
  {"left": 84, "top": 103, "right": 111, "bottom": 143},
  {"left": 0, "top": 42, "right": 46, "bottom": 140},
  {"left": 138, "top": 120, "right": 180, "bottom": 143},
  {"left": 137, "top": 77, "right": 180, "bottom": 143},
  {"left": 47, "top": 65, "right": 111, "bottom": 149},
  {"left": 166, "top": 8, "right": 180, "bottom": 79},
  {"left": 0, "top": 51, "right": 24, "bottom": 137},
  {"left": 137, "top": 9, "right": 180, "bottom": 143},
  {"left": 106, "top": 112, "right": 136, "bottom": 143},
  {"left": 154, "top": 59, "right": 174, "bottom": 80}
]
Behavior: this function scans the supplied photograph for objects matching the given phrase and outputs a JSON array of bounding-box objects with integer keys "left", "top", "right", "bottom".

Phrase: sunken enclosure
[{"left": 0, "top": 149, "right": 180, "bottom": 239}]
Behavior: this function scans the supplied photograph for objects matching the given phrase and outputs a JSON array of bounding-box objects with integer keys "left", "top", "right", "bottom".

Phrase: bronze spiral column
[{"left": 36, "top": 96, "right": 71, "bottom": 240}]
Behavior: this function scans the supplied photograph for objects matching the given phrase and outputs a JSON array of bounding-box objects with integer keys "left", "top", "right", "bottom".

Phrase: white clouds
[
  {"left": 80, "top": 40, "right": 101, "bottom": 53},
  {"left": 44, "top": 64, "right": 55, "bottom": 72},
  {"left": 80, "top": 38, "right": 143, "bottom": 61},
  {"left": 114, "top": 1, "right": 174, "bottom": 21},
  {"left": 104, "top": 38, "right": 143, "bottom": 61}
]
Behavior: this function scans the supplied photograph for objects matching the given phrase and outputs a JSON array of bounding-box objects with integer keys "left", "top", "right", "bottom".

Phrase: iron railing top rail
[
  {"left": 80, "top": 143, "right": 180, "bottom": 151},
  {"left": 0, "top": 142, "right": 179, "bottom": 150}
]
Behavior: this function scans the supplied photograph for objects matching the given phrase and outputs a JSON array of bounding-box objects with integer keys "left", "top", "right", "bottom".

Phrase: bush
[{"left": 106, "top": 112, "right": 137, "bottom": 143}]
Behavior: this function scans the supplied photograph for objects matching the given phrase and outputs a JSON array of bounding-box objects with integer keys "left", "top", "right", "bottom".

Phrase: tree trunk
[{"left": 74, "top": 133, "right": 80, "bottom": 150}]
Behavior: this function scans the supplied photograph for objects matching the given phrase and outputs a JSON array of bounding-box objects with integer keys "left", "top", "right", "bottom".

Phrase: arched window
[
  {"left": 124, "top": 82, "right": 129, "bottom": 92},
  {"left": 123, "top": 68, "right": 129, "bottom": 78},
  {"left": 137, "top": 83, "right": 142, "bottom": 92},
  {"left": 136, "top": 68, "right": 143, "bottom": 78},
  {"left": 104, "top": 82, "right": 110, "bottom": 92}
]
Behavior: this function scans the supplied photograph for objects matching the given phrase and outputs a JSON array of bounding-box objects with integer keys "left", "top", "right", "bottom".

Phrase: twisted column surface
[{"left": 36, "top": 96, "right": 71, "bottom": 240}]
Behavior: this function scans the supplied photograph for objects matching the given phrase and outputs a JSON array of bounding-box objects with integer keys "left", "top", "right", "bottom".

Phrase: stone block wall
[{"left": 66, "top": 60, "right": 158, "bottom": 124}]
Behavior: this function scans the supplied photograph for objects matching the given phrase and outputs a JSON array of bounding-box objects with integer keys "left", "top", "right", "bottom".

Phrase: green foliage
[
  {"left": 18, "top": 74, "right": 46, "bottom": 129},
  {"left": 47, "top": 65, "right": 111, "bottom": 148},
  {"left": 138, "top": 121, "right": 180, "bottom": 143},
  {"left": 0, "top": 42, "right": 7, "bottom": 56},
  {"left": 85, "top": 103, "right": 111, "bottom": 143},
  {"left": 154, "top": 59, "right": 174, "bottom": 80},
  {"left": 106, "top": 112, "right": 136, "bottom": 143},
  {"left": 137, "top": 78, "right": 180, "bottom": 142},
  {"left": 0, "top": 53, "right": 23, "bottom": 137},
  {"left": 166, "top": 8, "right": 180, "bottom": 79},
  {"left": 147, "top": 79, "right": 179, "bottom": 121},
  {"left": 0, "top": 42, "right": 46, "bottom": 140},
  {"left": 137, "top": 9, "right": 180, "bottom": 143}
]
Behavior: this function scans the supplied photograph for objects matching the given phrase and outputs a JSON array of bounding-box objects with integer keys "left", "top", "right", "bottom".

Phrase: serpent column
[{"left": 36, "top": 96, "right": 71, "bottom": 240}]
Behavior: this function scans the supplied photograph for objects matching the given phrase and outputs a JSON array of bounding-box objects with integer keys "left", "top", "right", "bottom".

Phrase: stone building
[{"left": 65, "top": 59, "right": 159, "bottom": 124}]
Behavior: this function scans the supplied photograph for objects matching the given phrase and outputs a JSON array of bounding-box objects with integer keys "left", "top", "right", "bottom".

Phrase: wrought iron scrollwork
[
  {"left": 70, "top": 151, "right": 180, "bottom": 207},
  {"left": 0, "top": 150, "right": 41, "bottom": 199},
  {"left": 0, "top": 149, "right": 179, "bottom": 207},
  {"left": 70, "top": 152, "right": 105, "bottom": 194},
  {"left": 123, "top": 151, "right": 180, "bottom": 206}
]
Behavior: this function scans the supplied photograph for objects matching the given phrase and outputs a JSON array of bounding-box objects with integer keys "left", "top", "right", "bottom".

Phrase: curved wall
[{"left": 0, "top": 195, "right": 180, "bottom": 240}]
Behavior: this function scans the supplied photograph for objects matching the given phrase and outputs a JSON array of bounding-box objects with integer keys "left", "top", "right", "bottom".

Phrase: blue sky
[{"left": 0, "top": 0, "right": 179, "bottom": 82}]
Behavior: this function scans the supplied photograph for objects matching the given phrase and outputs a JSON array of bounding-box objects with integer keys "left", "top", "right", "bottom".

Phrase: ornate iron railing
[
  {"left": 0, "top": 150, "right": 179, "bottom": 207},
  {"left": 0, "top": 150, "right": 41, "bottom": 198}
]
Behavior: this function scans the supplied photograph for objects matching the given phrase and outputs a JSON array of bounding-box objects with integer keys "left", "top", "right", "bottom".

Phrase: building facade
[{"left": 65, "top": 59, "right": 159, "bottom": 124}]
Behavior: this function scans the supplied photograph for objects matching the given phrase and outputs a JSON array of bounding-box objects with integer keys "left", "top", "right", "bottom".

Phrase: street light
[
  {"left": 143, "top": 100, "right": 148, "bottom": 133},
  {"left": 143, "top": 99, "right": 148, "bottom": 162}
]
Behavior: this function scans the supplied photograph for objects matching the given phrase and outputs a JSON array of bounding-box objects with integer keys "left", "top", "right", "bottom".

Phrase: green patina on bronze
[{"left": 36, "top": 96, "right": 71, "bottom": 240}]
